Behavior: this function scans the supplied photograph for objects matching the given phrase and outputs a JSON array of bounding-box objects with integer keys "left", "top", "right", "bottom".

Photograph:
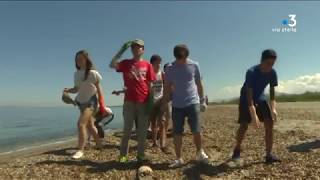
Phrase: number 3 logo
[{"left": 288, "top": 14, "right": 297, "bottom": 27}]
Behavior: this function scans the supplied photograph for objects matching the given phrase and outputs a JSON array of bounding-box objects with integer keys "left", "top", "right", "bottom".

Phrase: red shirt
[{"left": 117, "top": 59, "right": 156, "bottom": 103}]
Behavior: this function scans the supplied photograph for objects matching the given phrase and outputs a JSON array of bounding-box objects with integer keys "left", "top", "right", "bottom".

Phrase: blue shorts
[{"left": 172, "top": 104, "right": 201, "bottom": 134}]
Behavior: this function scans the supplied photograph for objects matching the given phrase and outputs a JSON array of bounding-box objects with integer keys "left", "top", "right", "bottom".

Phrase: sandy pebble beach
[{"left": 1, "top": 102, "right": 320, "bottom": 179}]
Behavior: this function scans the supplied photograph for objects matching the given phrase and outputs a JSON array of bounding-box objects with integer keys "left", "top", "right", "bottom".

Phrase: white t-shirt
[
  {"left": 152, "top": 71, "right": 164, "bottom": 101},
  {"left": 74, "top": 70, "right": 102, "bottom": 103}
]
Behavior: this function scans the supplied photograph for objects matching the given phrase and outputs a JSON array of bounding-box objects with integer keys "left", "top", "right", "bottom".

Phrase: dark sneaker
[
  {"left": 265, "top": 154, "right": 281, "bottom": 164},
  {"left": 231, "top": 148, "right": 241, "bottom": 160},
  {"left": 226, "top": 149, "right": 243, "bottom": 168}
]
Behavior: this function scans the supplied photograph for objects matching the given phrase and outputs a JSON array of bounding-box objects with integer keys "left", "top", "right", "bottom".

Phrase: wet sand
[{"left": 0, "top": 102, "right": 320, "bottom": 179}]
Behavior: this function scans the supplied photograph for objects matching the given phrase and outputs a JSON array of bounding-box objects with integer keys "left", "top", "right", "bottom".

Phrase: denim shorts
[
  {"left": 76, "top": 95, "right": 98, "bottom": 113},
  {"left": 172, "top": 104, "right": 201, "bottom": 134}
]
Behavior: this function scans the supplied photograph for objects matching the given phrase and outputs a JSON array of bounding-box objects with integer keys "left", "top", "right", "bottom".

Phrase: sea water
[{"left": 0, "top": 106, "right": 123, "bottom": 154}]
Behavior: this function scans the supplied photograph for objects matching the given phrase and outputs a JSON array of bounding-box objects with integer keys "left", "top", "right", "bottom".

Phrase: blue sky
[{"left": 0, "top": 1, "right": 319, "bottom": 106}]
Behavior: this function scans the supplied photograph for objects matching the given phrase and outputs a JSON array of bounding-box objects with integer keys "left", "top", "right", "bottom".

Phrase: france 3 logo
[{"left": 272, "top": 14, "right": 297, "bottom": 33}]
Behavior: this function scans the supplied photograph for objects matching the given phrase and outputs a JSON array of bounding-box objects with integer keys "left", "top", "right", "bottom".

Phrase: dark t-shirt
[{"left": 240, "top": 65, "right": 278, "bottom": 105}]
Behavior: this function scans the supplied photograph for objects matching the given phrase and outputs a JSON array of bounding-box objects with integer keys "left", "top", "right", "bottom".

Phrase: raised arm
[{"left": 109, "top": 41, "right": 132, "bottom": 69}]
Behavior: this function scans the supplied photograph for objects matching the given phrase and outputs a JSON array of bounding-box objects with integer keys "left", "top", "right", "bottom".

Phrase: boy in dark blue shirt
[{"left": 231, "top": 49, "right": 281, "bottom": 164}]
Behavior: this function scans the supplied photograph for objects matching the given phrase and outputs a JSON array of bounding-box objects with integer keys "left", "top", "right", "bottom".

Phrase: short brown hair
[
  {"left": 174, "top": 44, "right": 189, "bottom": 59},
  {"left": 150, "top": 54, "right": 162, "bottom": 64}
]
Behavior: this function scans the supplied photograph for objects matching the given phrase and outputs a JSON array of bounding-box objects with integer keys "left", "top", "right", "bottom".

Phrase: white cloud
[
  {"left": 213, "top": 73, "right": 320, "bottom": 100},
  {"left": 277, "top": 73, "right": 320, "bottom": 94},
  {"left": 214, "top": 85, "right": 241, "bottom": 100}
]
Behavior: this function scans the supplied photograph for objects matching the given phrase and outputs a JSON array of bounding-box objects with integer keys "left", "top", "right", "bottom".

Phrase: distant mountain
[
  {"left": 210, "top": 91, "right": 320, "bottom": 105},
  {"left": 275, "top": 91, "right": 320, "bottom": 102}
]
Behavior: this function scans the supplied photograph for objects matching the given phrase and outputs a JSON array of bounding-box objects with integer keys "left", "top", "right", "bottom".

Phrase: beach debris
[
  {"left": 62, "top": 92, "right": 76, "bottom": 106},
  {"left": 138, "top": 166, "right": 153, "bottom": 177},
  {"left": 95, "top": 106, "right": 114, "bottom": 125}
]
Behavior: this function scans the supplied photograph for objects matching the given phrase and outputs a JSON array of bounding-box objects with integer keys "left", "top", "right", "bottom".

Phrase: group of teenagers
[{"left": 63, "top": 39, "right": 281, "bottom": 168}]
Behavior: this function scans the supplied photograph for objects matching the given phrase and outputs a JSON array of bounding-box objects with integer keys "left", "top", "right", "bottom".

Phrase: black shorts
[{"left": 238, "top": 100, "right": 272, "bottom": 124}]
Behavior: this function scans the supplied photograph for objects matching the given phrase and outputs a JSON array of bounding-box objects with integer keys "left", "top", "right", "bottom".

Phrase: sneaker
[
  {"left": 169, "top": 158, "right": 184, "bottom": 168},
  {"left": 118, "top": 155, "right": 129, "bottom": 163},
  {"left": 265, "top": 154, "right": 281, "bottom": 164},
  {"left": 196, "top": 149, "right": 209, "bottom": 164},
  {"left": 72, "top": 150, "right": 84, "bottom": 159},
  {"left": 231, "top": 148, "right": 241, "bottom": 160}
]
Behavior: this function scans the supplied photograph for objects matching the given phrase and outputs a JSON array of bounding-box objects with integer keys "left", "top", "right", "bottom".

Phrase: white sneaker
[
  {"left": 169, "top": 158, "right": 184, "bottom": 168},
  {"left": 72, "top": 150, "right": 84, "bottom": 159},
  {"left": 196, "top": 150, "right": 209, "bottom": 164}
]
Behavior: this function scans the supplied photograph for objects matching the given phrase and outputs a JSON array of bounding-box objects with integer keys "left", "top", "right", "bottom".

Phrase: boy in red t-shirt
[{"left": 110, "top": 39, "right": 155, "bottom": 163}]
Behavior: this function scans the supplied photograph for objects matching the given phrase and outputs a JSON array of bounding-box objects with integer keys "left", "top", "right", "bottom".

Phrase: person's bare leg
[
  {"left": 159, "top": 116, "right": 168, "bottom": 148},
  {"left": 86, "top": 125, "right": 92, "bottom": 148},
  {"left": 164, "top": 118, "right": 169, "bottom": 146},
  {"left": 151, "top": 116, "right": 158, "bottom": 146},
  {"left": 78, "top": 109, "right": 94, "bottom": 150},
  {"left": 173, "top": 135, "right": 182, "bottom": 159},
  {"left": 159, "top": 120, "right": 164, "bottom": 147},
  {"left": 87, "top": 117, "right": 102, "bottom": 147},
  {"left": 193, "top": 132, "right": 202, "bottom": 152},
  {"left": 234, "top": 124, "right": 248, "bottom": 150},
  {"left": 86, "top": 118, "right": 97, "bottom": 142},
  {"left": 89, "top": 118, "right": 98, "bottom": 135},
  {"left": 264, "top": 119, "right": 273, "bottom": 155}
]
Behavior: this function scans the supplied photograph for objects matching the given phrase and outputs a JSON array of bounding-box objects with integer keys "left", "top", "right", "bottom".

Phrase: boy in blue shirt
[{"left": 231, "top": 49, "right": 281, "bottom": 164}]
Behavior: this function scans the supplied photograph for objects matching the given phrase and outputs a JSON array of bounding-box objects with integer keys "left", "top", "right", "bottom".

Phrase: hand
[
  {"left": 111, "top": 91, "right": 120, "bottom": 96},
  {"left": 271, "top": 109, "right": 278, "bottom": 122},
  {"left": 249, "top": 105, "right": 261, "bottom": 129},
  {"left": 253, "top": 116, "right": 261, "bottom": 128},
  {"left": 200, "top": 103, "right": 207, "bottom": 112},
  {"left": 63, "top": 88, "right": 69, "bottom": 93}
]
